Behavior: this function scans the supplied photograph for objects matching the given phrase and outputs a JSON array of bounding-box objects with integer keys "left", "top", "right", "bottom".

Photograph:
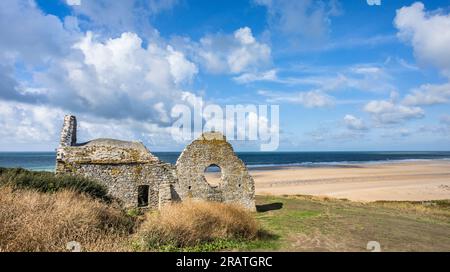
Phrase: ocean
[{"left": 1, "top": 151, "right": 450, "bottom": 172}]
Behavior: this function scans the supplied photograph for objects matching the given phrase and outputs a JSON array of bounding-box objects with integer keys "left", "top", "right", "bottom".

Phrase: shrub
[
  {"left": 0, "top": 167, "right": 108, "bottom": 200},
  {"left": 0, "top": 187, "right": 135, "bottom": 252},
  {"left": 134, "top": 200, "right": 261, "bottom": 251}
]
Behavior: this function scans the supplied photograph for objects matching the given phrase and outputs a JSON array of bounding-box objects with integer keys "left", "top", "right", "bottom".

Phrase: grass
[
  {"left": 133, "top": 200, "right": 268, "bottom": 252},
  {"left": 0, "top": 186, "right": 134, "bottom": 252},
  {"left": 252, "top": 195, "right": 450, "bottom": 252},
  {"left": 0, "top": 167, "right": 109, "bottom": 200},
  {"left": 0, "top": 167, "right": 266, "bottom": 252},
  {"left": 1, "top": 168, "right": 449, "bottom": 252}
]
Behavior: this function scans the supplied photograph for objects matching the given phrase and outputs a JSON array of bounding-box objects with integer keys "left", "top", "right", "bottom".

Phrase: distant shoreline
[
  {"left": 2, "top": 158, "right": 450, "bottom": 173},
  {"left": 248, "top": 160, "right": 450, "bottom": 202},
  {"left": 246, "top": 158, "right": 450, "bottom": 171},
  {"left": 2, "top": 151, "right": 450, "bottom": 172}
]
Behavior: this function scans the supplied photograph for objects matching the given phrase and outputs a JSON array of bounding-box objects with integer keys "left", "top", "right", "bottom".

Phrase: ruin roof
[
  {"left": 60, "top": 138, "right": 160, "bottom": 164},
  {"left": 77, "top": 138, "right": 149, "bottom": 149}
]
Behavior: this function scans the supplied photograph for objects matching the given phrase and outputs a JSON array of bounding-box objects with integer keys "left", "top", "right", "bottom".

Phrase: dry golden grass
[
  {"left": 371, "top": 200, "right": 450, "bottom": 220},
  {"left": 0, "top": 186, "right": 263, "bottom": 252},
  {"left": 135, "top": 200, "right": 260, "bottom": 250},
  {"left": 0, "top": 187, "right": 134, "bottom": 252}
]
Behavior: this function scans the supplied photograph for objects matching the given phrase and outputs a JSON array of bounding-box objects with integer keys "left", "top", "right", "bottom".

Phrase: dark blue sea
[{"left": 1, "top": 151, "right": 450, "bottom": 172}]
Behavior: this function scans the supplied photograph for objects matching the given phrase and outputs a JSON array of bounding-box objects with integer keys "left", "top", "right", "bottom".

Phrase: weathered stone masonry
[
  {"left": 56, "top": 115, "right": 255, "bottom": 211},
  {"left": 175, "top": 132, "right": 255, "bottom": 209}
]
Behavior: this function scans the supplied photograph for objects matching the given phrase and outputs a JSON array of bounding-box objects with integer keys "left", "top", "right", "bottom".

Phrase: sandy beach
[{"left": 206, "top": 160, "right": 450, "bottom": 201}]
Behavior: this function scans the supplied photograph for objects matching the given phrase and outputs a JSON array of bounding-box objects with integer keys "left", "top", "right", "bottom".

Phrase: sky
[{"left": 0, "top": 0, "right": 450, "bottom": 151}]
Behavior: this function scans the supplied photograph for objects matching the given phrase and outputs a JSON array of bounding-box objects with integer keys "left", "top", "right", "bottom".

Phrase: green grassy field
[{"left": 249, "top": 195, "right": 450, "bottom": 252}]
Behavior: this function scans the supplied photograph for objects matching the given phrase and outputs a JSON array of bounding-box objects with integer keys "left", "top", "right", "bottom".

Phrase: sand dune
[{"left": 205, "top": 161, "right": 450, "bottom": 201}]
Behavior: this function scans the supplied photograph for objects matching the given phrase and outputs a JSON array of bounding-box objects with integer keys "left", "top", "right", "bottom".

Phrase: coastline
[
  {"left": 253, "top": 160, "right": 450, "bottom": 202},
  {"left": 2, "top": 153, "right": 450, "bottom": 202},
  {"left": 206, "top": 160, "right": 450, "bottom": 202},
  {"left": 245, "top": 158, "right": 450, "bottom": 171},
  {"left": 18, "top": 158, "right": 450, "bottom": 172}
]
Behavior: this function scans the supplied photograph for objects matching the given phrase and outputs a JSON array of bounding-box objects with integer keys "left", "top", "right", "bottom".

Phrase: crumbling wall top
[
  {"left": 199, "top": 131, "right": 226, "bottom": 141},
  {"left": 58, "top": 138, "right": 160, "bottom": 164}
]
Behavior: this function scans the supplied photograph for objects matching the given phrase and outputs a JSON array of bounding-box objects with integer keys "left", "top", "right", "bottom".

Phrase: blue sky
[{"left": 0, "top": 0, "right": 450, "bottom": 151}]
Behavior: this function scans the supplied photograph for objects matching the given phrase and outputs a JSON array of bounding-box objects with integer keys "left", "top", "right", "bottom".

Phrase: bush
[
  {"left": 0, "top": 168, "right": 108, "bottom": 200},
  {"left": 0, "top": 187, "right": 135, "bottom": 252},
  {"left": 134, "top": 200, "right": 261, "bottom": 251}
]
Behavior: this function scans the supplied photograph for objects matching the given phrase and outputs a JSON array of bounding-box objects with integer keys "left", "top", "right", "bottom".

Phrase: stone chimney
[{"left": 59, "top": 115, "right": 77, "bottom": 147}]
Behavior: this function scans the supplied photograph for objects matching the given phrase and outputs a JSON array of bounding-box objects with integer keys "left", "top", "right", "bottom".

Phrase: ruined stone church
[{"left": 55, "top": 115, "right": 255, "bottom": 210}]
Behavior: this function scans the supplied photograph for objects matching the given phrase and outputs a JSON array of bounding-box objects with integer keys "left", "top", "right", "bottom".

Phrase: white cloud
[
  {"left": 344, "top": 65, "right": 395, "bottom": 93},
  {"left": 394, "top": 2, "right": 450, "bottom": 77},
  {"left": 394, "top": 3, "right": 450, "bottom": 112},
  {"left": 0, "top": 2, "right": 202, "bottom": 148},
  {"left": 147, "top": 0, "right": 179, "bottom": 14},
  {"left": 402, "top": 83, "right": 450, "bottom": 106},
  {"left": 259, "top": 90, "right": 334, "bottom": 108},
  {"left": 228, "top": 28, "right": 271, "bottom": 73},
  {"left": 166, "top": 45, "right": 198, "bottom": 85},
  {"left": 395, "top": 57, "right": 420, "bottom": 71},
  {"left": 0, "top": 0, "right": 79, "bottom": 106},
  {"left": 66, "top": 0, "right": 81, "bottom": 6},
  {"left": 0, "top": 101, "right": 63, "bottom": 145},
  {"left": 69, "top": 0, "right": 179, "bottom": 37},
  {"left": 32, "top": 31, "right": 198, "bottom": 123},
  {"left": 183, "top": 27, "right": 271, "bottom": 74},
  {"left": 0, "top": 99, "right": 186, "bottom": 151},
  {"left": 233, "top": 69, "right": 277, "bottom": 84},
  {"left": 364, "top": 99, "right": 424, "bottom": 124},
  {"left": 351, "top": 66, "right": 383, "bottom": 76},
  {"left": 0, "top": 0, "right": 75, "bottom": 65},
  {"left": 234, "top": 27, "right": 256, "bottom": 44},
  {"left": 252, "top": 64, "right": 396, "bottom": 94},
  {"left": 343, "top": 114, "right": 367, "bottom": 131},
  {"left": 0, "top": 2, "right": 272, "bottom": 150},
  {"left": 320, "top": 34, "right": 396, "bottom": 52},
  {"left": 255, "top": 0, "right": 342, "bottom": 42},
  {"left": 246, "top": 111, "right": 279, "bottom": 141}
]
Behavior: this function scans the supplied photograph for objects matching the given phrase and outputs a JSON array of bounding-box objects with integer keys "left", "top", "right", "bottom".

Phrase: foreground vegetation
[
  {"left": 0, "top": 167, "right": 108, "bottom": 200},
  {"left": 1, "top": 168, "right": 449, "bottom": 252},
  {"left": 0, "top": 186, "right": 133, "bottom": 251},
  {"left": 0, "top": 168, "right": 264, "bottom": 252},
  {"left": 255, "top": 195, "right": 450, "bottom": 251},
  {"left": 0, "top": 185, "right": 263, "bottom": 252},
  {"left": 134, "top": 200, "right": 269, "bottom": 252}
]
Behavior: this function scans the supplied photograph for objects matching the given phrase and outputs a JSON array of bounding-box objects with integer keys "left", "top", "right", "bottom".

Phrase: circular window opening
[{"left": 204, "top": 164, "right": 222, "bottom": 187}]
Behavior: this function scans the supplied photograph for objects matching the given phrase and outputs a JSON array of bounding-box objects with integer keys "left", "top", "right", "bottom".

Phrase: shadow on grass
[
  {"left": 256, "top": 202, "right": 283, "bottom": 213},
  {"left": 237, "top": 229, "right": 280, "bottom": 251}
]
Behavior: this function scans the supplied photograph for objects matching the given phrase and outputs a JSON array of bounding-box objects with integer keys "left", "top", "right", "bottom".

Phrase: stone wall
[
  {"left": 56, "top": 115, "right": 255, "bottom": 210},
  {"left": 56, "top": 137, "right": 177, "bottom": 208},
  {"left": 175, "top": 132, "right": 256, "bottom": 211}
]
